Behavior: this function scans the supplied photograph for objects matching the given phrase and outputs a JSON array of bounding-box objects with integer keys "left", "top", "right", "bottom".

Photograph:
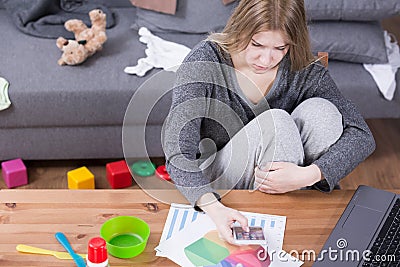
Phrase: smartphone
[{"left": 232, "top": 226, "right": 266, "bottom": 245}]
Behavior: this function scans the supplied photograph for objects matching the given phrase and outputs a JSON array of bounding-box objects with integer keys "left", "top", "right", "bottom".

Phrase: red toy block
[
  {"left": 106, "top": 160, "right": 132, "bottom": 189},
  {"left": 1, "top": 158, "right": 28, "bottom": 188}
]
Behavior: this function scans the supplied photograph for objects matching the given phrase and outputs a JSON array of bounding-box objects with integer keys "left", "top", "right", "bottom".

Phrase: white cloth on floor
[
  {"left": 124, "top": 27, "right": 191, "bottom": 77},
  {"left": 0, "top": 77, "right": 11, "bottom": 111},
  {"left": 363, "top": 31, "right": 400, "bottom": 101}
]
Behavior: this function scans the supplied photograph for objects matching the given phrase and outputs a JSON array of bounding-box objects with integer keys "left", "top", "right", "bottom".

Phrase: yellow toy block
[{"left": 67, "top": 166, "right": 95, "bottom": 189}]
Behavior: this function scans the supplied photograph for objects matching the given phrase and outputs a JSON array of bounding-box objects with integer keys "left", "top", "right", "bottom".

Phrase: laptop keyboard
[{"left": 363, "top": 198, "right": 400, "bottom": 267}]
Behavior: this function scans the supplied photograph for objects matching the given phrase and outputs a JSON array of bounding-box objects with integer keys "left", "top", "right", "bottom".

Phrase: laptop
[{"left": 313, "top": 185, "right": 399, "bottom": 267}]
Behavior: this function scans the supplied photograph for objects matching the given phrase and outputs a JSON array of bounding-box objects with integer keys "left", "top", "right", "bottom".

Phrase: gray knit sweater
[{"left": 163, "top": 40, "right": 376, "bottom": 206}]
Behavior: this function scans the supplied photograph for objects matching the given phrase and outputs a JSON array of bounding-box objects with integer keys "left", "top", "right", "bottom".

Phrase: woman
[{"left": 162, "top": 0, "right": 375, "bottom": 244}]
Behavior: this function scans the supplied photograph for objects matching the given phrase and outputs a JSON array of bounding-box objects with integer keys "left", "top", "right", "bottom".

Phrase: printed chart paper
[{"left": 156, "top": 204, "right": 302, "bottom": 266}]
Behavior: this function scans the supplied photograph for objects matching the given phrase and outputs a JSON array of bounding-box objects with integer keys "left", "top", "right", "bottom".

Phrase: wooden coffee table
[{"left": 1, "top": 189, "right": 393, "bottom": 266}]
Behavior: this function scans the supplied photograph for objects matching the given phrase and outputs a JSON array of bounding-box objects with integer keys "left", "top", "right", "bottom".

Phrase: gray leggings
[{"left": 201, "top": 97, "right": 343, "bottom": 190}]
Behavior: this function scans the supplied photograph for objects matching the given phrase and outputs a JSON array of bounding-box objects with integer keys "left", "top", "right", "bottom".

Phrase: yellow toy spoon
[{"left": 16, "top": 244, "right": 87, "bottom": 260}]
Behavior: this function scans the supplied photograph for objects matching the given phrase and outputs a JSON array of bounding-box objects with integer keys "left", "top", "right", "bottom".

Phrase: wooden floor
[
  {"left": 341, "top": 119, "right": 400, "bottom": 189},
  {"left": 381, "top": 15, "right": 400, "bottom": 40},
  {"left": 0, "top": 119, "right": 399, "bottom": 190}
]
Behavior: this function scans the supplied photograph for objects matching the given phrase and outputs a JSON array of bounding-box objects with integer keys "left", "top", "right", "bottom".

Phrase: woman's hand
[
  {"left": 254, "top": 162, "right": 322, "bottom": 194},
  {"left": 198, "top": 193, "right": 248, "bottom": 245}
]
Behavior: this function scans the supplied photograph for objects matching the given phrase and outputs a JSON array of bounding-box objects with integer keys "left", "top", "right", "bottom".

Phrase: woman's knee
[
  {"left": 292, "top": 97, "right": 342, "bottom": 122},
  {"left": 257, "top": 109, "right": 304, "bottom": 164},
  {"left": 257, "top": 109, "right": 294, "bottom": 135},
  {"left": 292, "top": 97, "right": 343, "bottom": 163},
  {"left": 292, "top": 97, "right": 342, "bottom": 132}
]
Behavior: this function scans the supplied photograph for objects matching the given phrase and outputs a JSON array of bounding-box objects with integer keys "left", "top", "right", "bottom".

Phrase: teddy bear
[{"left": 56, "top": 9, "right": 107, "bottom": 66}]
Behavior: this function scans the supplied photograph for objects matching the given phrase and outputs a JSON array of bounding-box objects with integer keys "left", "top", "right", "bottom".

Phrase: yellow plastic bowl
[{"left": 100, "top": 216, "right": 150, "bottom": 258}]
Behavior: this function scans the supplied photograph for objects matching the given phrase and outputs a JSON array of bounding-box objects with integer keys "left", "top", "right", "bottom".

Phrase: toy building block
[
  {"left": 67, "top": 166, "right": 95, "bottom": 189},
  {"left": 1, "top": 158, "right": 28, "bottom": 188},
  {"left": 106, "top": 160, "right": 132, "bottom": 189},
  {"left": 131, "top": 161, "right": 156, "bottom": 177}
]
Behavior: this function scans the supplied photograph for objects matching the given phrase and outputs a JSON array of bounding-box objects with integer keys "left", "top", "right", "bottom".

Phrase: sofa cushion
[
  {"left": 133, "top": 1, "right": 388, "bottom": 64},
  {"left": 0, "top": 8, "right": 205, "bottom": 129},
  {"left": 329, "top": 61, "right": 400, "bottom": 119},
  {"left": 309, "top": 21, "right": 387, "bottom": 64},
  {"left": 305, "top": 0, "right": 400, "bottom": 21},
  {"left": 132, "top": 0, "right": 238, "bottom": 34},
  {"left": 136, "top": 15, "right": 387, "bottom": 64},
  {"left": 87, "top": 0, "right": 134, "bottom": 8},
  {"left": 133, "top": 0, "right": 400, "bottom": 35}
]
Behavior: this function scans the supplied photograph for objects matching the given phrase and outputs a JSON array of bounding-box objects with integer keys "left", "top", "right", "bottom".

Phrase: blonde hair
[{"left": 207, "top": 0, "right": 314, "bottom": 71}]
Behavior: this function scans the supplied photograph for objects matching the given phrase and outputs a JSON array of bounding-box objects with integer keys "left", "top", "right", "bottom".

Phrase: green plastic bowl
[{"left": 100, "top": 216, "right": 150, "bottom": 258}]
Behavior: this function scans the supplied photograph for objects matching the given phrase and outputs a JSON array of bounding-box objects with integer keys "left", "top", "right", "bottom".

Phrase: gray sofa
[{"left": 0, "top": 0, "right": 399, "bottom": 161}]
